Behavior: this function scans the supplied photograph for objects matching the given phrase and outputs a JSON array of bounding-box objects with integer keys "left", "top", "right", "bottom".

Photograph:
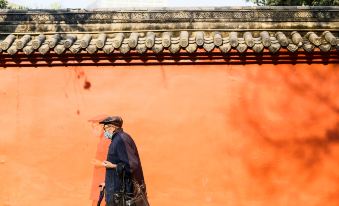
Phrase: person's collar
[
  {"left": 115, "top": 127, "right": 123, "bottom": 133},
  {"left": 111, "top": 127, "right": 123, "bottom": 140}
]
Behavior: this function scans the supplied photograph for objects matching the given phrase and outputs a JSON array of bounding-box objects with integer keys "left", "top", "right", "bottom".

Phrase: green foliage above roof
[
  {"left": 0, "top": 0, "right": 8, "bottom": 9},
  {"left": 247, "top": 0, "right": 339, "bottom": 6}
]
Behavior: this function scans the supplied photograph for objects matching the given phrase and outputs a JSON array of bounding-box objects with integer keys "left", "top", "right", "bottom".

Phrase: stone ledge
[{"left": 0, "top": 7, "right": 338, "bottom": 33}]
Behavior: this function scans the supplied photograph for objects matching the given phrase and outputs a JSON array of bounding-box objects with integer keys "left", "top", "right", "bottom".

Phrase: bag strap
[{"left": 131, "top": 179, "right": 141, "bottom": 194}]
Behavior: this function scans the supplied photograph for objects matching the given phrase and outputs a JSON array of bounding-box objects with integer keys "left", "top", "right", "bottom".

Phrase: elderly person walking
[{"left": 93, "top": 116, "right": 148, "bottom": 206}]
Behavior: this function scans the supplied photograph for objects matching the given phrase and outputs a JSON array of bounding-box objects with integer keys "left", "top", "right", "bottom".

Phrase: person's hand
[
  {"left": 99, "top": 182, "right": 105, "bottom": 191},
  {"left": 92, "top": 159, "right": 105, "bottom": 167},
  {"left": 103, "top": 160, "right": 116, "bottom": 169}
]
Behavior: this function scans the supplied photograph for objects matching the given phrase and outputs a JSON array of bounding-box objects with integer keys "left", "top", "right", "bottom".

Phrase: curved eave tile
[{"left": 0, "top": 31, "right": 338, "bottom": 56}]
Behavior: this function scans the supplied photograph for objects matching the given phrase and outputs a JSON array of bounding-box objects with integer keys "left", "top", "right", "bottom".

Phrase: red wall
[{"left": 0, "top": 64, "right": 338, "bottom": 206}]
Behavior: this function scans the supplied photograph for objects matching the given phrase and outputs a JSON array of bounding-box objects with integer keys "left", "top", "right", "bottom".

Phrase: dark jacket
[{"left": 105, "top": 128, "right": 146, "bottom": 204}]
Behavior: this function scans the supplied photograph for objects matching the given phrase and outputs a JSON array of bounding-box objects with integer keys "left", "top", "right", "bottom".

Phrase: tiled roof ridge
[
  {"left": 0, "top": 7, "right": 337, "bottom": 62},
  {"left": 0, "top": 31, "right": 338, "bottom": 55}
]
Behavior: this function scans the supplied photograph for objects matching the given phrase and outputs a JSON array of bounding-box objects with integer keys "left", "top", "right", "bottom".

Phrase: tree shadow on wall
[
  {"left": 0, "top": 9, "right": 92, "bottom": 36},
  {"left": 227, "top": 67, "right": 339, "bottom": 201},
  {"left": 231, "top": 67, "right": 339, "bottom": 184}
]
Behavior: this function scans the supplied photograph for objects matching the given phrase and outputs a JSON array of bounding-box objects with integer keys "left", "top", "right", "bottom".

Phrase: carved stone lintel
[{"left": 0, "top": 8, "right": 337, "bottom": 34}]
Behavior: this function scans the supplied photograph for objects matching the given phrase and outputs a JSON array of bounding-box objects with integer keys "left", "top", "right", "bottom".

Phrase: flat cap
[{"left": 99, "top": 116, "right": 123, "bottom": 127}]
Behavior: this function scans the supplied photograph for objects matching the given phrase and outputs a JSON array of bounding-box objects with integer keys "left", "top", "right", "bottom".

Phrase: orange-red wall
[{"left": 0, "top": 64, "right": 338, "bottom": 206}]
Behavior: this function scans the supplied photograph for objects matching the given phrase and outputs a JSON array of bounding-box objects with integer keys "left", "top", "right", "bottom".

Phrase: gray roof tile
[{"left": 0, "top": 31, "right": 337, "bottom": 55}]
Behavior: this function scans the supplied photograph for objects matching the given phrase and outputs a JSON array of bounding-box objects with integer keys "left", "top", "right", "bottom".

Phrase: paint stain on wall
[{"left": 84, "top": 80, "right": 91, "bottom": 90}]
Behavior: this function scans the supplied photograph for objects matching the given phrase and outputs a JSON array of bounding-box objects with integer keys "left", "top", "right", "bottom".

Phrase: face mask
[{"left": 104, "top": 131, "right": 113, "bottom": 139}]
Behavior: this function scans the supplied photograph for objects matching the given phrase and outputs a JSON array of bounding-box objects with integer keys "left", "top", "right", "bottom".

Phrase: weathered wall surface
[{"left": 0, "top": 64, "right": 338, "bottom": 206}]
